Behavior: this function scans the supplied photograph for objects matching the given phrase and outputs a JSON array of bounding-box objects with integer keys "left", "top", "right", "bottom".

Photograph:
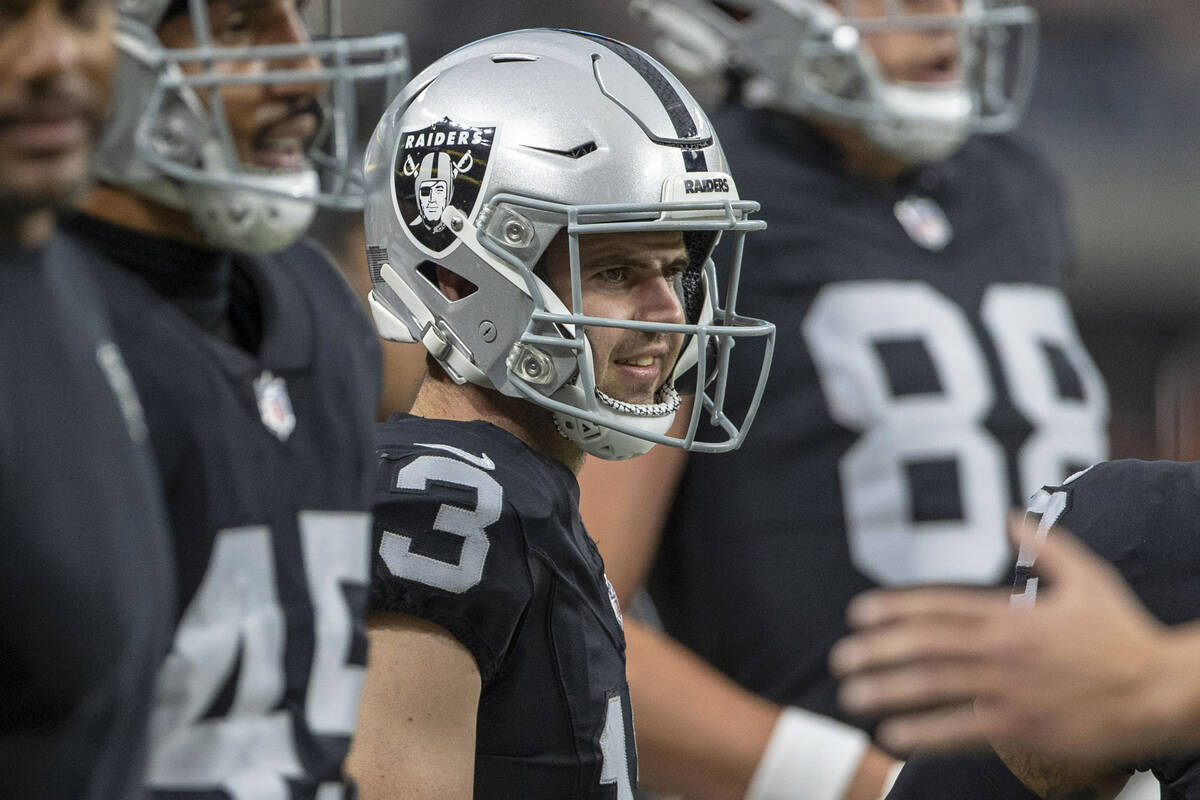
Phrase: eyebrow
[
  {"left": 586, "top": 252, "right": 690, "bottom": 272},
  {"left": 227, "top": 0, "right": 271, "bottom": 14}
]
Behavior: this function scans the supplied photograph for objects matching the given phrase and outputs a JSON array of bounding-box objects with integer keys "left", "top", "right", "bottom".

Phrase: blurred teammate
[
  {"left": 833, "top": 468, "right": 1200, "bottom": 798},
  {"left": 346, "top": 28, "right": 774, "bottom": 797},
  {"left": 579, "top": 1, "right": 1109, "bottom": 798},
  {"left": 58, "top": 0, "right": 408, "bottom": 795},
  {"left": 0, "top": 0, "right": 173, "bottom": 796}
]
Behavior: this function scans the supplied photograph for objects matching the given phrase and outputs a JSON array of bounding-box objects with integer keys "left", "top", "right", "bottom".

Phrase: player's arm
[
  {"left": 580, "top": 409, "right": 899, "bottom": 800},
  {"left": 347, "top": 611, "right": 480, "bottom": 799},
  {"left": 623, "top": 618, "right": 899, "bottom": 800},
  {"left": 831, "top": 517, "right": 1200, "bottom": 765}
]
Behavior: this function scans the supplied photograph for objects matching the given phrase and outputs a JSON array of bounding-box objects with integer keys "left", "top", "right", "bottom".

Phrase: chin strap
[
  {"left": 595, "top": 385, "right": 682, "bottom": 417},
  {"left": 551, "top": 382, "right": 682, "bottom": 461}
]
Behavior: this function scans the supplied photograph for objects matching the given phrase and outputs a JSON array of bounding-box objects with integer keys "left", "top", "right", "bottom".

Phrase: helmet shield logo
[{"left": 394, "top": 117, "right": 495, "bottom": 255}]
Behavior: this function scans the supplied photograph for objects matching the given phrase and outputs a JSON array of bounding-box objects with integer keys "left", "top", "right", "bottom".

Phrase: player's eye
[
  {"left": 209, "top": 0, "right": 259, "bottom": 40},
  {"left": 59, "top": 0, "right": 105, "bottom": 27},
  {"left": 222, "top": 9, "right": 250, "bottom": 33},
  {"left": 596, "top": 267, "right": 629, "bottom": 284}
]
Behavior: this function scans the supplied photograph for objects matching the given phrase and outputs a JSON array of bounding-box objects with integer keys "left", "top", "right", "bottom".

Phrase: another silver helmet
[
  {"left": 364, "top": 28, "right": 776, "bottom": 461},
  {"left": 634, "top": 0, "right": 1038, "bottom": 163},
  {"left": 93, "top": 0, "right": 409, "bottom": 253}
]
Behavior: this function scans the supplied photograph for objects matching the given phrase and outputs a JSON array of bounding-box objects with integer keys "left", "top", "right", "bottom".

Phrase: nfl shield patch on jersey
[
  {"left": 254, "top": 370, "right": 296, "bottom": 441},
  {"left": 604, "top": 574, "right": 623, "bottom": 628},
  {"left": 894, "top": 195, "right": 953, "bottom": 251}
]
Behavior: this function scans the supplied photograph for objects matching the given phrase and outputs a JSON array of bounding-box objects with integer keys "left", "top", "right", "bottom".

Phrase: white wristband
[{"left": 744, "top": 707, "right": 870, "bottom": 800}]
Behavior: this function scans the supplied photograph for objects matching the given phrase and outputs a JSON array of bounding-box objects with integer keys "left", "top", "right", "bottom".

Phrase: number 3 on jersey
[
  {"left": 378, "top": 454, "right": 502, "bottom": 593},
  {"left": 377, "top": 454, "right": 635, "bottom": 797},
  {"left": 803, "top": 281, "right": 1107, "bottom": 585}
]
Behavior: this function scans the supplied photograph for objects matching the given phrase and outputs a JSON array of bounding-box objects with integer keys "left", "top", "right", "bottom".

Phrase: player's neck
[
  {"left": 0, "top": 207, "right": 54, "bottom": 249},
  {"left": 76, "top": 183, "right": 210, "bottom": 249},
  {"left": 808, "top": 118, "right": 911, "bottom": 183},
  {"left": 411, "top": 375, "right": 586, "bottom": 474}
]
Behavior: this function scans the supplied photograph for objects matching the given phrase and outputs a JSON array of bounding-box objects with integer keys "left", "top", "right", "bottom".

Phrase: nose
[
  {"left": 640, "top": 273, "right": 686, "bottom": 326},
  {"left": 265, "top": 4, "right": 325, "bottom": 99},
  {"left": 15, "top": 3, "right": 82, "bottom": 82}
]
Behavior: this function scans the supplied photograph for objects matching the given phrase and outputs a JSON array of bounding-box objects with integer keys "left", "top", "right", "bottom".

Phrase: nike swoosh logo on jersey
[{"left": 414, "top": 442, "right": 496, "bottom": 471}]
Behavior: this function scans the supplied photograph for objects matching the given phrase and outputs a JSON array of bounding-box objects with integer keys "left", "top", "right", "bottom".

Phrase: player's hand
[{"left": 828, "top": 516, "right": 1185, "bottom": 764}]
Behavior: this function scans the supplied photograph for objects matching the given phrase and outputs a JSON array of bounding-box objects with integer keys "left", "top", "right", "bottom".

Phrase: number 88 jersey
[{"left": 646, "top": 104, "right": 1109, "bottom": 723}]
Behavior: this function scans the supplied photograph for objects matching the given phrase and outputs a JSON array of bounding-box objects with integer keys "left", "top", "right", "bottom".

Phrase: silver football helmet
[
  {"left": 633, "top": 0, "right": 1038, "bottom": 163},
  {"left": 93, "top": 0, "right": 409, "bottom": 253},
  {"left": 364, "top": 29, "right": 776, "bottom": 461}
]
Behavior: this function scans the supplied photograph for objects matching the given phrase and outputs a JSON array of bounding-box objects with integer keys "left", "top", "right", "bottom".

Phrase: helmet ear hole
[
  {"left": 148, "top": 93, "right": 205, "bottom": 165},
  {"left": 420, "top": 262, "right": 478, "bottom": 302}
]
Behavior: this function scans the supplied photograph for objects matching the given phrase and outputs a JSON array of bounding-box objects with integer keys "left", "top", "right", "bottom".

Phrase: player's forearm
[
  {"left": 625, "top": 620, "right": 896, "bottom": 800},
  {"left": 624, "top": 619, "right": 775, "bottom": 798},
  {"left": 1151, "top": 621, "right": 1200, "bottom": 751}
]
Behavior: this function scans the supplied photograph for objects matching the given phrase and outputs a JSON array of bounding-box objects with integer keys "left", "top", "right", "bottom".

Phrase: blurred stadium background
[{"left": 323, "top": 0, "right": 1200, "bottom": 461}]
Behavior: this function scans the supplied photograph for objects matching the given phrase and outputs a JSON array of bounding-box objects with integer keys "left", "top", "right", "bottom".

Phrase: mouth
[
  {"left": 250, "top": 112, "right": 319, "bottom": 170},
  {"left": 613, "top": 349, "right": 674, "bottom": 388},
  {"left": 912, "top": 53, "right": 962, "bottom": 84},
  {"left": 0, "top": 103, "right": 89, "bottom": 153}
]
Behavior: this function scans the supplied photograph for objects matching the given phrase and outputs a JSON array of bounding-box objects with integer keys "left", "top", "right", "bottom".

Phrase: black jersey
[
  {"left": 883, "top": 753, "right": 1041, "bottom": 800},
  {"left": 0, "top": 238, "right": 173, "bottom": 800},
  {"left": 1021, "top": 459, "right": 1200, "bottom": 798},
  {"left": 648, "top": 104, "right": 1109, "bottom": 723},
  {"left": 61, "top": 214, "right": 381, "bottom": 800},
  {"left": 370, "top": 415, "right": 637, "bottom": 799}
]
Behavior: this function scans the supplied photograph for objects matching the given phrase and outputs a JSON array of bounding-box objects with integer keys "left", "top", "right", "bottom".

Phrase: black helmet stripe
[{"left": 557, "top": 28, "right": 709, "bottom": 172}]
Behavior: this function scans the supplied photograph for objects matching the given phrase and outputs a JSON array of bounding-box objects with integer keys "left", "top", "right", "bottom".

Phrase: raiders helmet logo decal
[{"left": 394, "top": 117, "right": 495, "bottom": 256}]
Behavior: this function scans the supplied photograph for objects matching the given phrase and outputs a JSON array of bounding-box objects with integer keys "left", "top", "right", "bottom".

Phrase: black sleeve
[
  {"left": 886, "top": 753, "right": 1042, "bottom": 800},
  {"left": 369, "top": 451, "right": 532, "bottom": 684},
  {"left": 1154, "top": 758, "right": 1200, "bottom": 799},
  {"left": 1022, "top": 459, "right": 1200, "bottom": 627},
  {"left": 1023, "top": 459, "right": 1200, "bottom": 788}
]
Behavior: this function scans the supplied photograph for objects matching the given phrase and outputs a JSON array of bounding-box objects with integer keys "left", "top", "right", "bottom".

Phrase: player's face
[
  {"left": 545, "top": 230, "right": 688, "bottom": 407},
  {"left": 838, "top": 0, "right": 964, "bottom": 85},
  {"left": 158, "top": 0, "right": 323, "bottom": 173},
  {"left": 0, "top": 0, "right": 115, "bottom": 217}
]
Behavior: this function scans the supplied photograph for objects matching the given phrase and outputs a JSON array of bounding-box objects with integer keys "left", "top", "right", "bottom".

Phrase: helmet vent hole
[
  {"left": 491, "top": 53, "right": 540, "bottom": 63},
  {"left": 713, "top": 2, "right": 752, "bottom": 22},
  {"left": 417, "top": 260, "right": 478, "bottom": 301}
]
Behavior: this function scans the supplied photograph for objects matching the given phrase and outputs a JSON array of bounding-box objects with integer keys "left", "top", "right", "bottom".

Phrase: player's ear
[{"left": 434, "top": 265, "right": 478, "bottom": 301}]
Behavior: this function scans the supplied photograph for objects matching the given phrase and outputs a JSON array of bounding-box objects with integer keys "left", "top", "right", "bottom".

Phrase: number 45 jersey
[
  {"left": 63, "top": 213, "right": 382, "bottom": 800},
  {"left": 370, "top": 415, "right": 637, "bottom": 799},
  {"left": 648, "top": 105, "right": 1110, "bottom": 724}
]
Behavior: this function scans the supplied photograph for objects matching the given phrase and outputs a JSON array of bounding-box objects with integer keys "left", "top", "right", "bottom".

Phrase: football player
[
  {"left": 346, "top": 28, "right": 775, "bottom": 797},
  {"left": 0, "top": 0, "right": 174, "bottom": 797},
  {"left": 578, "top": 1, "right": 1111, "bottom": 798},
  {"left": 56, "top": 0, "right": 408, "bottom": 796},
  {"left": 833, "top": 479, "right": 1200, "bottom": 799}
]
